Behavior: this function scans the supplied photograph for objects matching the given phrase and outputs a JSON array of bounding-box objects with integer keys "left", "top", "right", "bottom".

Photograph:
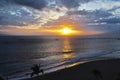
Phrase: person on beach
[
  {"left": 0, "top": 75, "right": 5, "bottom": 80},
  {"left": 93, "top": 69, "right": 103, "bottom": 80},
  {"left": 115, "top": 72, "right": 120, "bottom": 80},
  {"left": 30, "top": 64, "right": 44, "bottom": 77}
]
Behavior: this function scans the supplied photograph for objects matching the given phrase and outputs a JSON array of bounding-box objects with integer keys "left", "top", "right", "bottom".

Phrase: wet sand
[{"left": 24, "top": 59, "right": 120, "bottom": 80}]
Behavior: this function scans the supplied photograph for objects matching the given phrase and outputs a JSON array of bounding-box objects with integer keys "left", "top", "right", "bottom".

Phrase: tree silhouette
[{"left": 30, "top": 64, "right": 44, "bottom": 78}]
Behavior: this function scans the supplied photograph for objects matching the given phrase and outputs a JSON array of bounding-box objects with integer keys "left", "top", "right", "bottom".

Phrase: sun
[{"left": 60, "top": 27, "right": 74, "bottom": 35}]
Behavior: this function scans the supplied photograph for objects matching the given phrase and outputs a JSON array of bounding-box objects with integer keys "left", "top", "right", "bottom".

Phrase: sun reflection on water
[
  {"left": 62, "top": 37, "right": 72, "bottom": 53},
  {"left": 62, "top": 54, "right": 74, "bottom": 59},
  {"left": 62, "top": 37, "right": 75, "bottom": 59}
]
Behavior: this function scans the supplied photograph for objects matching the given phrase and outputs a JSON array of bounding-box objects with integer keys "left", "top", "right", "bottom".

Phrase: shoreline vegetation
[{"left": 22, "top": 59, "right": 120, "bottom": 80}]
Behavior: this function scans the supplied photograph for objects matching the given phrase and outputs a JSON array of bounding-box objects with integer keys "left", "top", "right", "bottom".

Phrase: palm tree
[{"left": 30, "top": 64, "right": 44, "bottom": 78}]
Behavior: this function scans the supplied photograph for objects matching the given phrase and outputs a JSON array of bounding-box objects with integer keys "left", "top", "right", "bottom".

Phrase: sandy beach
[{"left": 23, "top": 59, "right": 120, "bottom": 80}]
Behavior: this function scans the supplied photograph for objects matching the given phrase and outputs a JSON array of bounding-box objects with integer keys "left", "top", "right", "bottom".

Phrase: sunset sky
[{"left": 0, "top": 0, "right": 120, "bottom": 35}]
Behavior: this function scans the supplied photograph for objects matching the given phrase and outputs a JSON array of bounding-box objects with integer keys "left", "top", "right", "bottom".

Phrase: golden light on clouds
[
  {"left": 0, "top": 20, "right": 103, "bottom": 36},
  {"left": 54, "top": 22, "right": 80, "bottom": 36}
]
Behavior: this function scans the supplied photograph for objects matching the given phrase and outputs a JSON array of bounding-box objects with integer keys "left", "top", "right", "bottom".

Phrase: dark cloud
[
  {"left": 90, "top": 10, "right": 112, "bottom": 18},
  {"left": 0, "top": 0, "right": 7, "bottom": 7},
  {"left": 67, "top": 9, "right": 113, "bottom": 21},
  {"left": 0, "top": 15, "right": 26, "bottom": 26},
  {"left": 57, "top": 0, "right": 92, "bottom": 8},
  {"left": 86, "top": 24, "right": 120, "bottom": 31},
  {"left": 108, "top": 6, "right": 120, "bottom": 12},
  {"left": 97, "top": 18, "right": 120, "bottom": 24},
  {"left": 0, "top": 0, "right": 47, "bottom": 10},
  {"left": 60, "top": 0, "right": 80, "bottom": 8},
  {"left": 0, "top": 5, "right": 38, "bottom": 26},
  {"left": 67, "top": 10, "right": 88, "bottom": 15},
  {"left": 13, "top": 0, "right": 47, "bottom": 10}
]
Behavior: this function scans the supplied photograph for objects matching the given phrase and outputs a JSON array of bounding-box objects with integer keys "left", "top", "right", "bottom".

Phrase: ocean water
[{"left": 0, "top": 36, "right": 120, "bottom": 80}]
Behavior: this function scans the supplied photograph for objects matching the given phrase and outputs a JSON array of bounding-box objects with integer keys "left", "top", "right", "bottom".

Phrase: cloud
[
  {"left": 67, "top": 9, "right": 113, "bottom": 23},
  {"left": 0, "top": 0, "right": 68, "bottom": 28},
  {"left": 13, "top": 0, "right": 47, "bottom": 10},
  {"left": 59, "top": 0, "right": 80, "bottom": 8},
  {"left": 56, "top": 0, "right": 93, "bottom": 9},
  {"left": 102, "top": 2, "right": 120, "bottom": 10},
  {"left": 0, "top": 5, "right": 39, "bottom": 26},
  {"left": 67, "top": 10, "right": 88, "bottom": 15},
  {"left": 34, "top": 7, "right": 68, "bottom": 27},
  {"left": 0, "top": 0, "right": 120, "bottom": 34},
  {"left": 97, "top": 18, "right": 120, "bottom": 24},
  {"left": 0, "top": 0, "right": 47, "bottom": 10}
]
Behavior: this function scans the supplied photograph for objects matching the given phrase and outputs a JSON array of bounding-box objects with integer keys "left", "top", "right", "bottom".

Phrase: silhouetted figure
[
  {"left": 40, "top": 69, "right": 44, "bottom": 74},
  {"left": 93, "top": 69, "right": 103, "bottom": 80},
  {"left": 115, "top": 73, "right": 120, "bottom": 80},
  {"left": 116, "top": 78, "right": 120, "bottom": 80},
  {"left": 30, "top": 64, "right": 44, "bottom": 77},
  {"left": 0, "top": 75, "right": 5, "bottom": 80}
]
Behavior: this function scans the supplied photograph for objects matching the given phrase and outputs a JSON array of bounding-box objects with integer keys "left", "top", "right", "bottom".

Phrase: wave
[{"left": 8, "top": 49, "right": 120, "bottom": 80}]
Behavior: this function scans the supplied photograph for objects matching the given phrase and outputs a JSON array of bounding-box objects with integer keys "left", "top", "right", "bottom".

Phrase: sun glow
[
  {"left": 60, "top": 27, "right": 73, "bottom": 35},
  {"left": 59, "top": 27, "right": 77, "bottom": 36}
]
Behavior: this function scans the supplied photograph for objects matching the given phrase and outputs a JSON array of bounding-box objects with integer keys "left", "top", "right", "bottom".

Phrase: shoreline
[
  {"left": 23, "top": 58, "right": 120, "bottom": 80},
  {"left": 7, "top": 50, "right": 120, "bottom": 80},
  {"left": 8, "top": 58, "right": 110, "bottom": 80},
  {"left": 9, "top": 57, "right": 119, "bottom": 80},
  {"left": 8, "top": 60, "right": 87, "bottom": 80}
]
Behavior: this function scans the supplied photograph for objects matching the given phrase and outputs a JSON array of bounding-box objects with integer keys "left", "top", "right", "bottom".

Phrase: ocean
[{"left": 0, "top": 36, "right": 120, "bottom": 80}]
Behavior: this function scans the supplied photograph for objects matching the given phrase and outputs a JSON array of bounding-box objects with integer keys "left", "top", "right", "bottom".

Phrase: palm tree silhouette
[{"left": 30, "top": 64, "right": 44, "bottom": 78}]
